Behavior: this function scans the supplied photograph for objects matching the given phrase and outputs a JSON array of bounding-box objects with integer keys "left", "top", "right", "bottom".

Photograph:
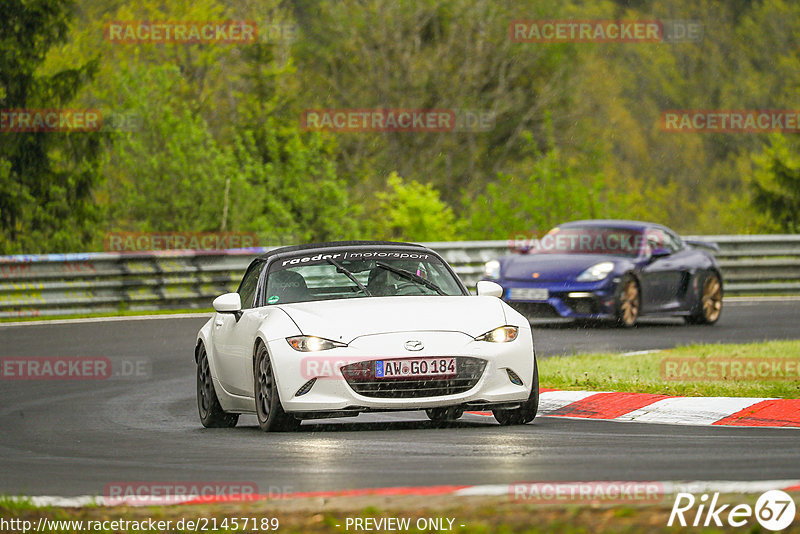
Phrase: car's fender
[{"left": 252, "top": 307, "right": 304, "bottom": 397}]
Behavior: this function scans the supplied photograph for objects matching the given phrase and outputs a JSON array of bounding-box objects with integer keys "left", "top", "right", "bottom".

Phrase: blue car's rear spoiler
[{"left": 684, "top": 239, "right": 719, "bottom": 252}]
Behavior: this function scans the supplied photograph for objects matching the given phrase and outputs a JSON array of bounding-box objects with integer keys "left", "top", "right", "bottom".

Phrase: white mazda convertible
[{"left": 195, "top": 241, "right": 538, "bottom": 431}]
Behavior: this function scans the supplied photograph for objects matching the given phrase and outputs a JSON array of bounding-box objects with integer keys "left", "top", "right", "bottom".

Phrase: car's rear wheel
[
  {"left": 255, "top": 342, "right": 301, "bottom": 432},
  {"left": 615, "top": 275, "right": 640, "bottom": 328},
  {"left": 493, "top": 359, "right": 539, "bottom": 426},
  {"left": 197, "top": 344, "right": 238, "bottom": 428},
  {"left": 426, "top": 407, "right": 464, "bottom": 425},
  {"left": 685, "top": 271, "right": 723, "bottom": 325}
]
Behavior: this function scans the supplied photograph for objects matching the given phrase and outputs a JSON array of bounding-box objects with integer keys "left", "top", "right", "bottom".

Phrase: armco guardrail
[{"left": 0, "top": 235, "right": 798, "bottom": 319}]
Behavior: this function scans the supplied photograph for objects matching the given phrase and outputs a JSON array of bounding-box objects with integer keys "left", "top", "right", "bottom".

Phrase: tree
[
  {"left": 101, "top": 65, "right": 263, "bottom": 236},
  {"left": 750, "top": 134, "right": 800, "bottom": 233},
  {"left": 0, "top": 0, "right": 103, "bottom": 253},
  {"left": 464, "top": 132, "right": 625, "bottom": 239},
  {"left": 371, "top": 172, "right": 460, "bottom": 241}
]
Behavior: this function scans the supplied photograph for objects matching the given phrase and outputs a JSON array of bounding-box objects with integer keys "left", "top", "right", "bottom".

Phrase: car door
[
  {"left": 639, "top": 229, "right": 687, "bottom": 312},
  {"left": 211, "top": 261, "right": 265, "bottom": 397},
  {"left": 658, "top": 230, "right": 694, "bottom": 309}
]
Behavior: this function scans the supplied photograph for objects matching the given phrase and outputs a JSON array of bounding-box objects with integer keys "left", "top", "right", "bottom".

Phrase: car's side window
[
  {"left": 664, "top": 230, "right": 683, "bottom": 252},
  {"left": 646, "top": 228, "right": 681, "bottom": 254},
  {"left": 237, "top": 262, "right": 263, "bottom": 309},
  {"left": 663, "top": 231, "right": 683, "bottom": 254}
]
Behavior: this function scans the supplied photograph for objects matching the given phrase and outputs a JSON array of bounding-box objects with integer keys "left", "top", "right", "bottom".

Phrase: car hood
[
  {"left": 277, "top": 296, "right": 507, "bottom": 342},
  {"left": 502, "top": 253, "right": 624, "bottom": 282}
]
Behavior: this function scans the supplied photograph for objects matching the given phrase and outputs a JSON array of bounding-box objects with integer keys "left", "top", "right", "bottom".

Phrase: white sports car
[{"left": 195, "top": 241, "right": 538, "bottom": 431}]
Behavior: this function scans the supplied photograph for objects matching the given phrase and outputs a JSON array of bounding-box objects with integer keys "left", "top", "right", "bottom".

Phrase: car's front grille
[
  {"left": 509, "top": 302, "right": 560, "bottom": 318},
  {"left": 564, "top": 296, "right": 599, "bottom": 315},
  {"left": 340, "top": 357, "right": 486, "bottom": 398}
]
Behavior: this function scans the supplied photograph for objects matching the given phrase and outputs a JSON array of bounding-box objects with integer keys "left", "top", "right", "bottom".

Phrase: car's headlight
[
  {"left": 576, "top": 262, "right": 614, "bottom": 282},
  {"left": 286, "top": 336, "right": 347, "bottom": 352},
  {"left": 484, "top": 260, "right": 500, "bottom": 280},
  {"left": 475, "top": 326, "right": 519, "bottom": 343}
]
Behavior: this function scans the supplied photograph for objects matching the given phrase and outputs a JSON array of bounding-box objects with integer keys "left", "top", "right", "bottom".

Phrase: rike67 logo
[{"left": 668, "top": 490, "right": 796, "bottom": 530}]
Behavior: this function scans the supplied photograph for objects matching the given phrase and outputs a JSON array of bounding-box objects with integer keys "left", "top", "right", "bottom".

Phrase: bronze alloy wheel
[
  {"left": 701, "top": 273, "right": 723, "bottom": 322},
  {"left": 616, "top": 276, "right": 640, "bottom": 327},
  {"left": 685, "top": 271, "right": 723, "bottom": 325}
]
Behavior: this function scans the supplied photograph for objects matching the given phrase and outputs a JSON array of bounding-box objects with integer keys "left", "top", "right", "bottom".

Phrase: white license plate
[
  {"left": 509, "top": 288, "right": 549, "bottom": 301},
  {"left": 376, "top": 358, "right": 456, "bottom": 378}
]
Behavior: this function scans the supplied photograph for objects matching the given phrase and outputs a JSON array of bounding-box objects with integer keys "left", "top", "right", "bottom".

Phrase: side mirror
[
  {"left": 649, "top": 248, "right": 671, "bottom": 261},
  {"left": 213, "top": 292, "right": 242, "bottom": 318},
  {"left": 476, "top": 280, "right": 504, "bottom": 298}
]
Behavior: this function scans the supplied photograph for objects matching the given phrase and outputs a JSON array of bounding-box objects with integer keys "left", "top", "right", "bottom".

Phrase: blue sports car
[{"left": 483, "top": 220, "right": 723, "bottom": 327}]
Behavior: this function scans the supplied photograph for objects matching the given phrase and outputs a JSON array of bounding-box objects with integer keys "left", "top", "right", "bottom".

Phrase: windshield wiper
[
  {"left": 327, "top": 258, "right": 372, "bottom": 296},
  {"left": 375, "top": 261, "right": 446, "bottom": 295}
]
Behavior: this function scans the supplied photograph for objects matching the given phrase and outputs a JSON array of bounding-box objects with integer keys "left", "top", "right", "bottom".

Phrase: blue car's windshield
[{"left": 532, "top": 226, "right": 645, "bottom": 257}]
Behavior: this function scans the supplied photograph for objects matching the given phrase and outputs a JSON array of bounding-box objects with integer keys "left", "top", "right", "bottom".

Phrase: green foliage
[
  {"left": 0, "top": 0, "right": 104, "bottom": 253},
  {"left": 101, "top": 65, "right": 253, "bottom": 234},
  {"left": 464, "top": 133, "right": 622, "bottom": 239},
  {"left": 240, "top": 117, "right": 361, "bottom": 243},
  {"left": 371, "top": 172, "right": 460, "bottom": 242},
  {"left": 5, "top": 0, "right": 800, "bottom": 255},
  {"left": 750, "top": 134, "right": 800, "bottom": 233}
]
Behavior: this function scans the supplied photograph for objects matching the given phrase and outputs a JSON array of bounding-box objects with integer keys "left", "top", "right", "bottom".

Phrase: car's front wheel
[
  {"left": 255, "top": 341, "right": 300, "bottom": 432},
  {"left": 614, "top": 274, "right": 640, "bottom": 327},
  {"left": 493, "top": 359, "right": 539, "bottom": 426},
  {"left": 197, "top": 344, "right": 238, "bottom": 428}
]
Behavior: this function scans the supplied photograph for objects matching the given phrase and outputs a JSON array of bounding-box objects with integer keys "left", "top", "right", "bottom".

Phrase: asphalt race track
[{"left": 1, "top": 299, "right": 799, "bottom": 497}]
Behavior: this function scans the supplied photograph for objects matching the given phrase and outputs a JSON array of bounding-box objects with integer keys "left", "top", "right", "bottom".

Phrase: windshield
[
  {"left": 265, "top": 249, "right": 464, "bottom": 305},
  {"left": 532, "top": 226, "right": 645, "bottom": 258}
]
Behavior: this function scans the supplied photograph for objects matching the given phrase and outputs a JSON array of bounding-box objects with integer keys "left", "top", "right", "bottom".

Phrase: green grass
[
  {"left": 539, "top": 340, "right": 800, "bottom": 398},
  {"left": 0, "top": 495, "right": 39, "bottom": 512}
]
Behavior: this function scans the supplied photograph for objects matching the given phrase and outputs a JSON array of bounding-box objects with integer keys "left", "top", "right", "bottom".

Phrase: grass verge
[
  {"left": 0, "top": 308, "right": 211, "bottom": 323},
  {"left": 539, "top": 340, "right": 800, "bottom": 398}
]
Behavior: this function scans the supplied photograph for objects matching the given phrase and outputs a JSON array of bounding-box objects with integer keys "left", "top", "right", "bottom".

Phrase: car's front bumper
[
  {"left": 497, "top": 278, "right": 620, "bottom": 319},
  {"left": 268, "top": 330, "right": 535, "bottom": 415}
]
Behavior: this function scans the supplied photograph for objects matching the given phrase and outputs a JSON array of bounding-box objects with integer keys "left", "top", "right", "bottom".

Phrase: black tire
[
  {"left": 614, "top": 274, "right": 640, "bottom": 328},
  {"left": 197, "top": 344, "right": 239, "bottom": 428},
  {"left": 493, "top": 359, "right": 539, "bottom": 426},
  {"left": 426, "top": 407, "right": 464, "bottom": 425},
  {"left": 255, "top": 341, "right": 300, "bottom": 432},
  {"left": 685, "top": 270, "right": 723, "bottom": 325}
]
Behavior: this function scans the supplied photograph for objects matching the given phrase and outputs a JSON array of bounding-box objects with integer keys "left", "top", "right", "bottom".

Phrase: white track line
[
  {"left": 538, "top": 390, "right": 603, "bottom": 413},
  {"left": 16, "top": 480, "right": 800, "bottom": 507},
  {"left": 615, "top": 396, "right": 768, "bottom": 426}
]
